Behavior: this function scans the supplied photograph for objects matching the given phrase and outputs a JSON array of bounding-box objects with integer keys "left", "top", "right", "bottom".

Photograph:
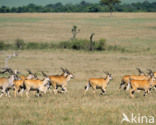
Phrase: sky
[{"left": 0, "top": 0, "right": 155, "bottom": 7}]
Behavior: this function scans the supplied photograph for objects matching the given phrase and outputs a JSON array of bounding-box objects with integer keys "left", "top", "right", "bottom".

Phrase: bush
[
  {"left": 58, "top": 41, "right": 72, "bottom": 49},
  {"left": 0, "top": 38, "right": 109, "bottom": 51},
  {"left": 71, "top": 39, "right": 90, "bottom": 50},
  {"left": 57, "top": 39, "right": 107, "bottom": 51},
  {"left": 15, "top": 39, "right": 25, "bottom": 49},
  {"left": 95, "top": 38, "right": 107, "bottom": 51},
  {"left": 26, "top": 42, "right": 52, "bottom": 49},
  {"left": 0, "top": 41, "right": 5, "bottom": 50},
  {"left": 49, "top": 42, "right": 57, "bottom": 49},
  {"left": 0, "top": 41, "right": 12, "bottom": 50},
  {"left": 57, "top": 39, "right": 90, "bottom": 50},
  {"left": 26, "top": 42, "right": 40, "bottom": 49},
  {"left": 39, "top": 43, "right": 49, "bottom": 49}
]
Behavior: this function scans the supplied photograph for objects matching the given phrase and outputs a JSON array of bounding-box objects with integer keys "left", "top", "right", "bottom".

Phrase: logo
[{"left": 121, "top": 113, "right": 155, "bottom": 124}]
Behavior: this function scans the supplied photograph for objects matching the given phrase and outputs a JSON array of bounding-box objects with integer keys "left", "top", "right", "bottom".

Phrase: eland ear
[
  {"left": 147, "top": 69, "right": 153, "bottom": 73},
  {"left": 0, "top": 68, "right": 15, "bottom": 75},
  {"left": 7, "top": 68, "right": 14, "bottom": 74},
  {"left": 60, "top": 67, "right": 66, "bottom": 73},
  {"left": 104, "top": 71, "right": 109, "bottom": 75},
  {"left": 136, "top": 68, "right": 145, "bottom": 75},
  {"left": 0, "top": 68, "right": 8, "bottom": 74},
  {"left": 136, "top": 67, "right": 141, "bottom": 71},
  {"left": 65, "top": 68, "right": 71, "bottom": 74},
  {"left": 42, "top": 71, "right": 47, "bottom": 77},
  {"left": 27, "top": 69, "right": 33, "bottom": 74},
  {"left": 34, "top": 73, "right": 38, "bottom": 78},
  {"left": 136, "top": 67, "right": 142, "bottom": 73},
  {"left": 147, "top": 69, "right": 153, "bottom": 76}
]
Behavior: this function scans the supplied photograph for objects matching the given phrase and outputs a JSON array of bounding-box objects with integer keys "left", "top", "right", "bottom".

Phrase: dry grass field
[
  {"left": 0, "top": 13, "right": 156, "bottom": 50},
  {"left": 0, "top": 13, "right": 156, "bottom": 125}
]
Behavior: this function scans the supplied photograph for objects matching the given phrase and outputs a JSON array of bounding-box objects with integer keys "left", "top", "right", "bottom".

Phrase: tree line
[{"left": 0, "top": 1, "right": 156, "bottom": 13}]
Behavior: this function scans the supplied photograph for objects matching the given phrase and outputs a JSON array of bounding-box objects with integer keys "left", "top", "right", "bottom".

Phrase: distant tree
[
  {"left": 53, "top": 2, "right": 63, "bottom": 12},
  {"left": 88, "top": 4, "right": 101, "bottom": 12},
  {"left": 11, "top": 7, "right": 17, "bottom": 12},
  {"left": 0, "top": 1, "right": 156, "bottom": 13},
  {"left": 80, "top": 1, "right": 89, "bottom": 6},
  {"left": 100, "top": 0, "right": 121, "bottom": 16},
  {"left": 0, "top": 6, "right": 10, "bottom": 13},
  {"left": 71, "top": 25, "right": 80, "bottom": 40}
]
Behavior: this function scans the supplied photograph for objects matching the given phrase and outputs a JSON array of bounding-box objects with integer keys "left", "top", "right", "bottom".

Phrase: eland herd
[{"left": 0, "top": 67, "right": 156, "bottom": 98}]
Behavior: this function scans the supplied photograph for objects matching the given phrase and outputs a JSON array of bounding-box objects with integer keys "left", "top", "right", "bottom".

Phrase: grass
[
  {"left": 0, "top": 17, "right": 43, "bottom": 23},
  {"left": 0, "top": 13, "right": 156, "bottom": 125},
  {"left": 0, "top": 50, "right": 156, "bottom": 125},
  {"left": 0, "top": 13, "right": 156, "bottom": 52}
]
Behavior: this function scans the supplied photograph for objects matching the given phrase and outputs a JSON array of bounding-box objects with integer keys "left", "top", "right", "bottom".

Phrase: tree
[
  {"left": 88, "top": 4, "right": 100, "bottom": 12},
  {"left": 80, "top": 1, "right": 89, "bottom": 6},
  {"left": 71, "top": 25, "right": 80, "bottom": 40},
  {"left": 100, "top": 0, "right": 121, "bottom": 16}
]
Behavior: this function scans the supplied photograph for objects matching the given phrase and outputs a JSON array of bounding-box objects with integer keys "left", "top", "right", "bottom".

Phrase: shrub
[
  {"left": 57, "top": 39, "right": 90, "bottom": 50},
  {"left": 0, "top": 41, "right": 5, "bottom": 50},
  {"left": 26, "top": 42, "right": 40, "bottom": 49},
  {"left": 6, "top": 43, "right": 14, "bottom": 50},
  {"left": 95, "top": 38, "right": 107, "bottom": 51},
  {"left": 71, "top": 39, "right": 90, "bottom": 50},
  {"left": 26, "top": 42, "right": 52, "bottom": 49},
  {"left": 0, "top": 41, "right": 12, "bottom": 50},
  {"left": 39, "top": 43, "right": 49, "bottom": 49},
  {"left": 15, "top": 39, "right": 25, "bottom": 49},
  {"left": 57, "top": 39, "right": 107, "bottom": 51},
  {"left": 0, "top": 38, "right": 109, "bottom": 51},
  {"left": 49, "top": 42, "right": 57, "bottom": 49},
  {"left": 58, "top": 41, "right": 72, "bottom": 49}
]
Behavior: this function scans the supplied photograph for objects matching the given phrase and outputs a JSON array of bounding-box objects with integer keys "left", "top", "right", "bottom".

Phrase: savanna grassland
[{"left": 0, "top": 13, "right": 156, "bottom": 125}]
